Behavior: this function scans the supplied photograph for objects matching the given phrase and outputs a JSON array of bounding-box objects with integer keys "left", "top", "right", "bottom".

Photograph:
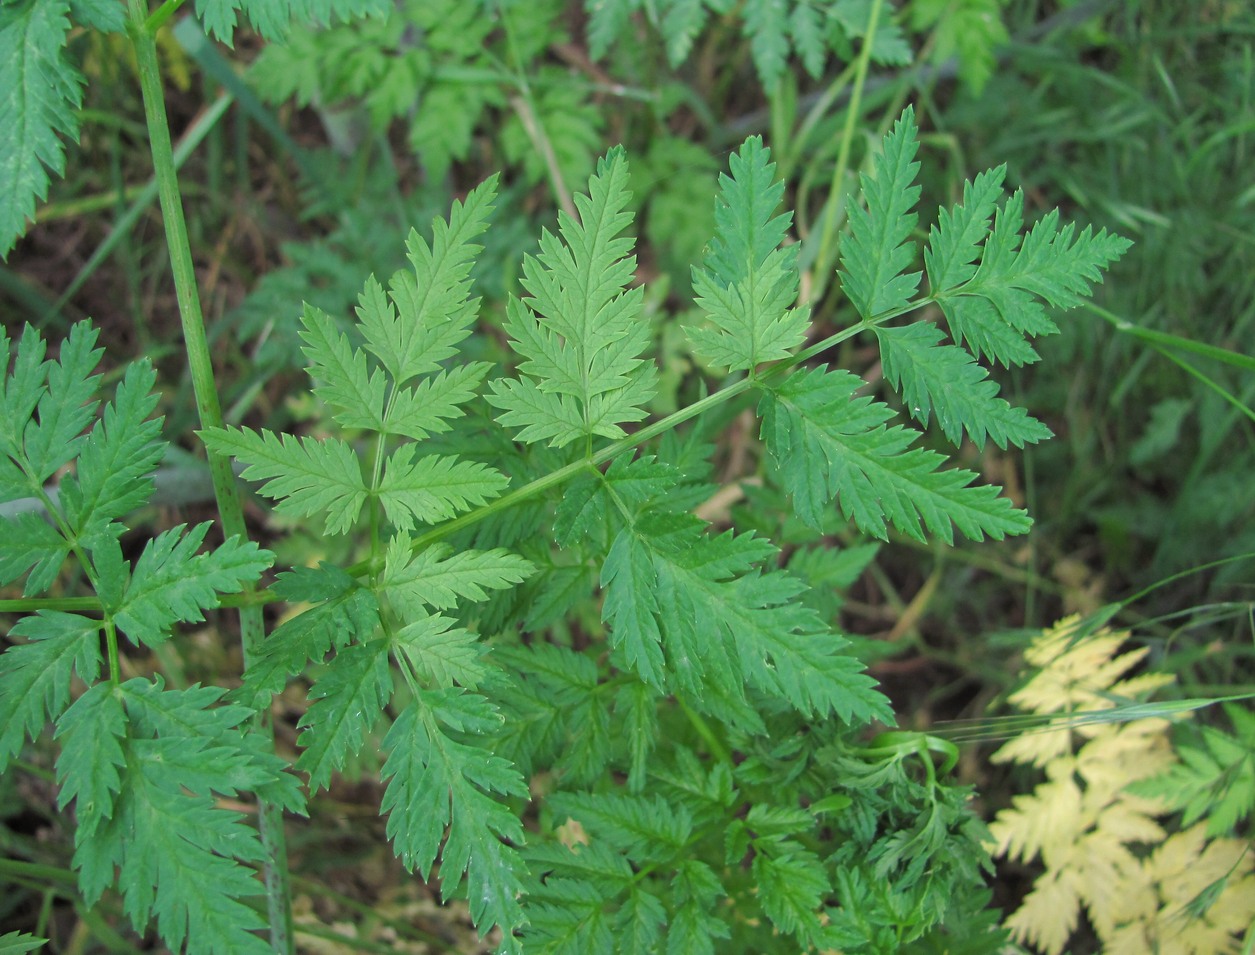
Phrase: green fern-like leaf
[
  {"left": 910, "top": 0, "right": 1009, "bottom": 93},
  {"left": 202, "top": 426, "right": 368, "bottom": 535},
  {"left": 688, "top": 137, "right": 809, "bottom": 372},
  {"left": 760, "top": 365, "right": 1031, "bottom": 542},
  {"left": 296, "top": 638, "right": 391, "bottom": 792},
  {"left": 839, "top": 106, "right": 923, "bottom": 319},
  {"left": 381, "top": 690, "right": 528, "bottom": 951},
  {"left": 60, "top": 360, "right": 166, "bottom": 548},
  {"left": 0, "top": 612, "right": 101, "bottom": 772},
  {"left": 377, "top": 444, "right": 507, "bottom": 531},
  {"left": 931, "top": 191, "right": 1132, "bottom": 366},
  {"left": 601, "top": 493, "right": 890, "bottom": 725},
  {"left": 112, "top": 524, "right": 272, "bottom": 648},
  {"left": 229, "top": 564, "right": 379, "bottom": 710},
  {"left": 383, "top": 538, "right": 534, "bottom": 613},
  {"left": 57, "top": 679, "right": 296, "bottom": 955},
  {"left": 0, "top": 322, "right": 101, "bottom": 490},
  {"left": 752, "top": 846, "right": 830, "bottom": 942},
  {"left": 0, "top": 511, "right": 68, "bottom": 596},
  {"left": 1133, "top": 720, "right": 1255, "bottom": 837},
  {"left": 0, "top": 0, "right": 83, "bottom": 259},
  {"left": 193, "top": 0, "right": 388, "bottom": 45},
  {"left": 874, "top": 322, "right": 1052, "bottom": 447},
  {"left": 487, "top": 148, "right": 658, "bottom": 448},
  {"left": 359, "top": 176, "right": 498, "bottom": 382},
  {"left": 202, "top": 175, "right": 507, "bottom": 536}
]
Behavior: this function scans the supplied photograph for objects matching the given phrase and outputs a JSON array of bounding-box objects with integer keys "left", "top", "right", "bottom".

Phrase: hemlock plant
[
  {"left": 1, "top": 0, "right": 1134, "bottom": 951},
  {"left": 0, "top": 106, "right": 1129, "bottom": 952}
]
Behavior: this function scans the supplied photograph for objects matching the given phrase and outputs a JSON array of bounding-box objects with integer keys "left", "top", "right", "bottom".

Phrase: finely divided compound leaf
[
  {"left": 0, "top": 511, "right": 68, "bottom": 595},
  {"left": 760, "top": 365, "right": 1031, "bottom": 542},
  {"left": 688, "top": 137, "right": 808, "bottom": 372},
  {"left": 200, "top": 426, "right": 367, "bottom": 535},
  {"left": 5, "top": 322, "right": 102, "bottom": 487},
  {"left": 206, "top": 179, "right": 505, "bottom": 538},
  {"left": 61, "top": 359, "right": 165, "bottom": 547},
  {"left": 874, "top": 322, "right": 1052, "bottom": 448},
  {"left": 0, "top": 0, "right": 83, "bottom": 259},
  {"left": 934, "top": 191, "right": 1132, "bottom": 366},
  {"left": 602, "top": 506, "right": 889, "bottom": 725},
  {"left": 703, "top": 135, "right": 792, "bottom": 286},
  {"left": 551, "top": 792, "right": 692, "bottom": 859},
  {"left": 752, "top": 847, "right": 830, "bottom": 941},
  {"left": 0, "top": 611, "right": 101, "bottom": 772},
  {"left": 55, "top": 682, "right": 126, "bottom": 848},
  {"left": 231, "top": 564, "right": 379, "bottom": 710},
  {"left": 298, "top": 301, "right": 388, "bottom": 432},
  {"left": 393, "top": 613, "right": 487, "bottom": 689},
  {"left": 60, "top": 679, "right": 278, "bottom": 955},
  {"left": 360, "top": 176, "right": 498, "bottom": 383},
  {"left": 377, "top": 445, "right": 507, "bottom": 532},
  {"left": 839, "top": 106, "right": 922, "bottom": 320},
  {"left": 296, "top": 637, "right": 391, "bottom": 792},
  {"left": 488, "top": 148, "right": 657, "bottom": 448},
  {"left": 924, "top": 165, "right": 1006, "bottom": 294},
  {"left": 193, "top": 0, "right": 388, "bottom": 46},
  {"left": 601, "top": 528, "right": 666, "bottom": 690},
  {"left": 299, "top": 178, "right": 497, "bottom": 437},
  {"left": 112, "top": 523, "right": 272, "bottom": 648},
  {"left": 0, "top": 325, "right": 48, "bottom": 488},
  {"left": 0, "top": 931, "right": 48, "bottom": 953},
  {"left": 26, "top": 323, "right": 103, "bottom": 485},
  {"left": 381, "top": 691, "right": 528, "bottom": 951},
  {"left": 111, "top": 680, "right": 306, "bottom": 817},
  {"left": 384, "top": 538, "right": 534, "bottom": 614}
]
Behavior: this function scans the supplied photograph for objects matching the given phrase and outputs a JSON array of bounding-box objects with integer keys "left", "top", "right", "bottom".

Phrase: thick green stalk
[{"left": 124, "top": 2, "right": 293, "bottom": 950}]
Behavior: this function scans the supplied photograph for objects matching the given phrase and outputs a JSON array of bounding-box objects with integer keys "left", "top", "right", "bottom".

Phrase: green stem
[
  {"left": 103, "top": 618, "right": 121, "bottom": 685},
  {"left": 124, "top": 3, "right": 292, "bottom": 950},
  {"left": 809, "top": 0, "right": 884, "bottom": 304}
]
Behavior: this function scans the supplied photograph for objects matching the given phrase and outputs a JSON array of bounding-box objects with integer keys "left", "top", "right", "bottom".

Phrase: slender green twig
[
  {"left": 124, "top": 1, "right": 293, "bottom": 949},
  {"left": 809, "top": 0, "right": 885, "bottom": 304}
]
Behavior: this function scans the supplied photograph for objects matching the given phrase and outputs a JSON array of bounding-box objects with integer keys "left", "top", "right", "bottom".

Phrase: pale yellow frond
[
  {"left": 1157, "top": 825, "right": 1253, "bottom": 908},
  {"left": 1003, "top": 868, "right": 1081, "bottom": 955},
  {"left": 1021, "top": 614, "right": 1091, "bottom": 668},
  {"left": 1083, "top": 643, "right": 1152, "bottom": 699},
  {"left": 1075, "top": 721, "right": 1176, "bottom": 797},
  {"left": 1109, "top": 671, "right": 1177, "bottom": 699},
  {"left": 1010, "top": 631, "right": 1133, "bottom": 715},
  {"left": 1105, "top": 920, "right": 1156, "bottom": 955},
  {"left": 990, "top": 718, "right": 1078, "bottom": 767},
  {"left": 1073, "top": 829, "right": 1143, "bottom": 938},
  {"left": 1104, "top": 851, "right": 1159, "bottom": 927},
  {"left": 1094, "top": 800, "right": 1167, "bottom": 847},
  {"left": 1116, "top": 824, "right": 1255, "bottom": 955},
  {"left": 988, "top": 776, "right": 1083, "bottom": 863},
  {"left": 1145, "top": 823, "right": 1208, "bottom": 884}
]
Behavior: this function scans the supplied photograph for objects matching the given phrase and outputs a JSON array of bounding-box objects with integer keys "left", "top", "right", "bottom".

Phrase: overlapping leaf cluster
[
  {"left": 0, "top": 0, "right": 389, "bottom": 259},
  {"left": 583, "top": 0, "right": 914, "bottom": 87},
  {"left": 0, "top": 322, "right": 288, "bottom": 954},
  {"left": 202, "top": 176, "right": 536, "bottom": 948},
  {"left": 989, "top": 616, "right": 1255, "bottom": 955},
  {"left": 1, "top": 108, "right": 1132, "bottom": 953},
  {"left": 761, "top": 106, "right": 1129, "bottom": 543}
]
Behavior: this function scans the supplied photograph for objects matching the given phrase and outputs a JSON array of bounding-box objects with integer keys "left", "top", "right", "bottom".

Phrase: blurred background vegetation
[{"left": 2, "top": 0, "right": 1252, "bottom": 950}]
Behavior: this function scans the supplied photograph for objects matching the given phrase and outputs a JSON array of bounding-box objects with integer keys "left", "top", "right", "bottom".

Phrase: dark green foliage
[
  {"left": 0, "top": 73, "right": 1129, "bottom": 950},
  {"left": 0, "top": 323, "right": 294, "bottom": 951}
]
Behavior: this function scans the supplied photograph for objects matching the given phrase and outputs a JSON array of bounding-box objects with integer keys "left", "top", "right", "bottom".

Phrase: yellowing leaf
[
  {"left": 988, "top": 776, "right": 1082, "bottom": 863},
  {"left": 1003, "top": 867, "right": 1080, "bottom": 955},
  {"left": 1094, "top": 800, "right": 1167, "bottom": 846}
]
